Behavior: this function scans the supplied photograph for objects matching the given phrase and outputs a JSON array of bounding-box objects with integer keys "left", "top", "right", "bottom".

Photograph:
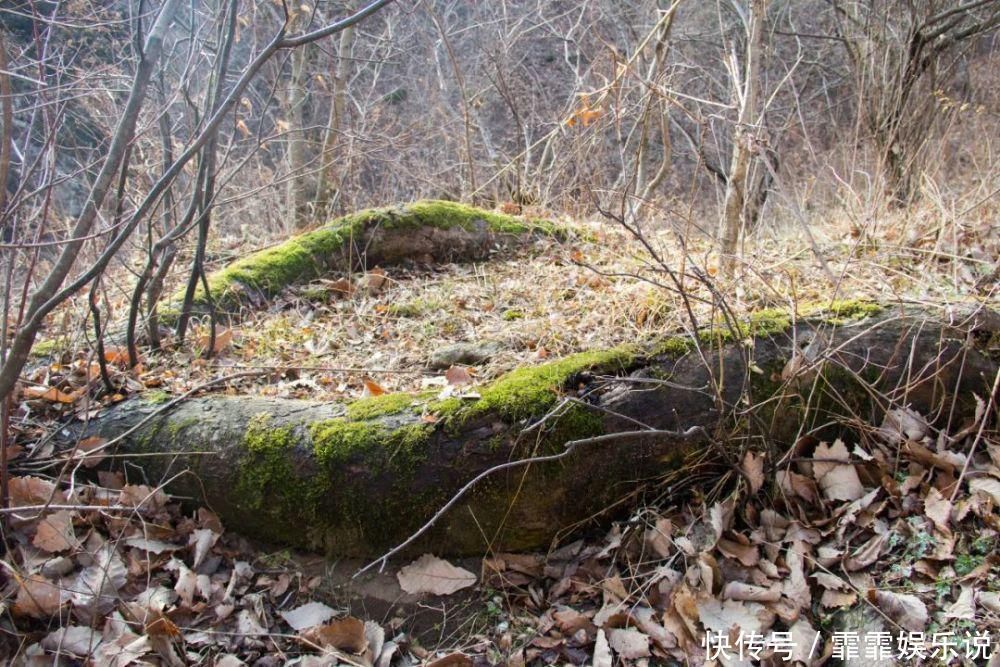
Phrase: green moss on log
[
  {"left": 169, "top": 200, "right": 560, "bottom": 314},
  {"left": 465, "top": 346, "right": 636, "bottom": 423},
  {"left": 237, "top": 413, "right": 307, "bottom": 525},
  {"left": 343, "top": 393, "right": 423, "bottom": 421}
]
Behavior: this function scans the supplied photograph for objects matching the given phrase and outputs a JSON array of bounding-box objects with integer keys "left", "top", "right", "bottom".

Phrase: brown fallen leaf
[
  {"left": 445, "top": 365, "right": 473, "bottom": 387},
  {"left": 943, "top": 586, "right": 976, "bottom": 620},
  {"left": 607, "top": 627, "right": 651, "bottom": 659},
  {"left": 72, "top": 436, "right": 107, "bottom": 469},
  {"left": 33, "top": 509, "right": 79, "bottom": 553},
  {"left": 361, "top": 267, "right": 389, "bottom": 295},
  {"left": 103, "top": 347, "right": 132, "bottom": 366},
  {"left": 361, "top": 376, "right": 387, "bottom": 397},
  {"left": 717, "top": 537, "right": 759, "bottom": 567},
  {"left": 302, "top": 616, "right": 367, "bottom": 654},
  {"left": 813, "top": 439, "right": 865, "bottom": 502},
  {"left": 328, "top": 277, "right": 355, "bottom": 297},
  {"left": 13, "top": 574, "right": 65, "bottom": 618},
  {"left": 280, "top": 601, "right": 339, "bottom": 632},
  {"left": 397, "top": 554, "right": 476, "bottom": 596},
  {"left": 820, "top": 589, "right": 858, "bottom": 609},
  {"left": 721, "top": 582, "right": 781, "bottom": 603},
  {"left": 23, "top": 385, "right": 78, "bottom": 404},
  {"left": 867, "top": 589, "right": 927, "bottom": 631},
  {"left": 777, "top": 470, "right": 820, "bottom": 504},
  {"left": 970, "top": 477, "right": 1000, "bottom": 505},
  {"left": 923, "top": 486, "right": 952, "bottom": 534},
  {"left": 41, "top": 626, "right": 103, "bottom": 658},
  {"left": 644, "top": 517, "right": 673, "bottom": 559},
  {"left": 845, "top": 533, "right": 887, "bottom": 571},
  {"left": 119, "top": 484, "right": 168, "bottom": 510},
  {"left": 425, "top": 654, "right": 473, "bottom": 667},
  {"left": 742, "top": 450, "right": 765, "bottom": 494},
  {"left": 9, "top": 475, "right": 66, "bottom": 507}
]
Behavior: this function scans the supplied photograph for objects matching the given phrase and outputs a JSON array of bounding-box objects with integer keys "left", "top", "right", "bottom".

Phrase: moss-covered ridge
[
  {"left": 106, "top": 298, "right": 951, "bottom": 555},
  {"left": 232, "top": 344, "right": 639, "bottom": 552},
  {"left": 168, "top": 200, "right": 562, "bottom": 316},
  {"left": 233, "top": 300, "right": 886, "bottom": 544}
]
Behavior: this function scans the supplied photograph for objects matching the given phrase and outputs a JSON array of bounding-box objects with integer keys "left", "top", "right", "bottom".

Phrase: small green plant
[
  {"left": 971, "top": 535, "right": 995, "bottom": 555},
  {"left": 953, "top": 553, "right": 984, "bottom": 577}
]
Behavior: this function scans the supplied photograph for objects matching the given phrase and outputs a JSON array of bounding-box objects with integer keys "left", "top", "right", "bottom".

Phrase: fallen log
[
  {"left": 166, "top": 199, "right": 564, "bottom": 319},
  {"left": 75, "top": 303, "right": 999, "bottom": 557}
]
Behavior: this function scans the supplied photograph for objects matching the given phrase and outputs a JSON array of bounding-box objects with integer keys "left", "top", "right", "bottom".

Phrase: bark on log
[
  {"left": 75, "top": 304, "right": 999, "bottom": 557},
  {"left": 166, "top": 199, "right": 564, "bottom": 319}
]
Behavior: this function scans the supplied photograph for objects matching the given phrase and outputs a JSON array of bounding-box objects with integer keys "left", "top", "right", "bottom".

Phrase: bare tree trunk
[
  {"left": 634, "top": 2, "right": 677, "bottom": 213},
  {"left": 316, "top": 10, "right": 356, "bottom": 219},
  {"left": 720, "top": 0, "right": 767, "bottom": 277},
  {"left": 286, "top": 43, "right": 311, "bottom": 231}
]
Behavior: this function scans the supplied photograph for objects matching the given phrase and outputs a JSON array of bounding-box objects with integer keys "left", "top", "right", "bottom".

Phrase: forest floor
[{"left": 4, "top": 205, "right": 999, "bottom": 665}]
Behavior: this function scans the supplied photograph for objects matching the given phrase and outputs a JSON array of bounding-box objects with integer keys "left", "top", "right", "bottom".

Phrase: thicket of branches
[{"left": 0, "top": 0, "right": 997, "bottom": 442}]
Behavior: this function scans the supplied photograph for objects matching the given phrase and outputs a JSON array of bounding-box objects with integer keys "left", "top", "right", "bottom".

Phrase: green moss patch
[
  {"left": 344, "top": 393, "right": 424, "bottom": 421},
  {"left": 813, "top": 299, "right": 883, "bottom": 325},
  {"left": 385, "top": 297, "right": 445, "bottom": 318},
  {"left": 168, "top": 200, "right": 562, "bottom": 315},
  {"left": 465, "top": 346, "right": 636, "bottom": 423},
  {"left": 237, "top": 414, "right": 302, "bottom": 518},
  {"left": 30, "top": 339, "right": 63, "bottom": 358},
  {"left": 310, "top": 417, "right": 432, "bottom": 468}
]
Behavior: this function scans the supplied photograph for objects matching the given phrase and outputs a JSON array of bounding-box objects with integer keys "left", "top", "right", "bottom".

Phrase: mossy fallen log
[
  {"left": 166, "top": 200, "right": 563, "bottom": 319},
  {"left": 76, "top": 304, "right": 998, "bottom": 557}
]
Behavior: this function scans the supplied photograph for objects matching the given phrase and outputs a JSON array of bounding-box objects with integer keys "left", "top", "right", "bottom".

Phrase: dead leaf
[
  {"left": 607, "top": 627, "right": 651, "bottom": 659},
  {"left": 785, "top": 619, "right": 822, "bottom": 663},
  {"left": 944, "top": 586, "right": 976, "bottom": 620},
  {"left": 820, "top": 590, "right": 858, "bottom": 608},
  {"left": 301, "top": 616, "right": 367, "bottom": 653},
  {"left": 23, "top": 385, "right": 78, "bottom": 404},
  {"left": 361, "top": 376, "right": 387, "bottom": 397},
  {"left": 425, "top": 654, "right": 473, "bottom": 667},
  {"left": 970, "top": 477, "right": 1000, "bottom": 505},
  {"left": 877, "top": 407, "right": 929, "bottom": 444},
  {"left": 72, "top": 436, "right": 107, "bottom": 468},
  {"left": 41, "top": 626, "right": 102, "bottom": 657},
  {"left": 445, "top": 365, "right": 473, "bottom": 387},
  {"left": 717, "top": 537, "right": 759, "bottom": 567},
  {"left": 867, "top": 589, "right": 927, "bottom": 631},
  {"left": 696, "top": 598, "right": 775, "bottom": 636},
  {"left": 742, "top": 450, "right": 765, "bottom": 494},
  {"left": 13, "top": 574, "right": 65, "bottom": 618},
  {"left": 361, "top": 267, "right": 389, "bottom": 295},
  {"left": 32, "top": 510, "right": 79, "bottom": 553},
  {"left": 125, "top": 537, "right": 181, "bottom": 554},
  {"left": 189, "top": 528, "right": 219, "bottom": 569},
  {"left": 979, "top": 591, "right": 1000, "bottom": 613},
  {"left": 813, "top": 439, "right": 865, "bottom": 501},
  {"left": 783, "top": 544, "right": 811, "bottom": 612},
  {"left": 722, "top": 582, "right": 781, "bottom": 603},
  {"left": 118, "top": 484, "right": 168, "bottom": 510},
  {"left": 777, "top": 469, "right": 820, "bottom": 504},
  {"left": 845, "top": 533, "right": 887, "bottom": 571},
  {"left": 644, "top": 517, "right": 673, "bottom": 559},
  {"left": 281, "top": 601, "right": 339, "bottom": 632},
  {"left": 72, "top": 545, "right": 127, "bottom": 619},
  {"left": 397, "top": 554, "right": 476, "bottom": 596},
  {"left": 592, "top": 629, "right": 613, "bottom": 667},
  {"left": 923, "top": 486, "right": 952, "bottom": 534}
]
